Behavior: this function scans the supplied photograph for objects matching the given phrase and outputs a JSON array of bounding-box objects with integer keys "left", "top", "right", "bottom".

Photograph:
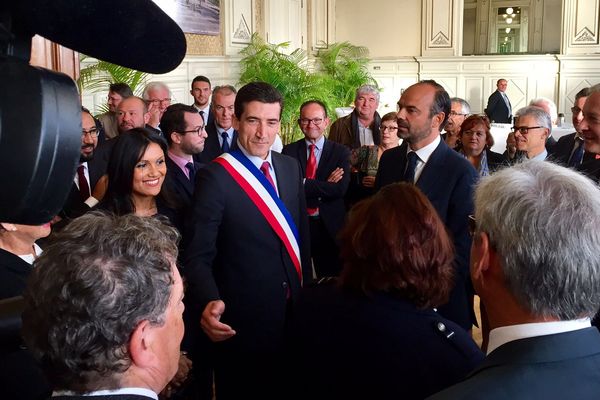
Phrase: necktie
[
  {"left": 306, "top": 144, "right": 318, "bottom": 215},
  {"left": 199, "top": 110, "right": 205, "bottom": 122},
  {"left": 77, "top": 165, "right": 90, "bottom": 200},
  {"left": 260, "top": 161, "right": 275, "bottom": 190},
  {"left": 221, "top": 131, "right": 230, "bottom": 153},
  {"left": 569, "top": 138, "right": 585, "bottom": 168},
  {"left": 185, "top": 162, "right": 196, "bottom": 183},
  {"left": 403, "top": 151, "right": 419, "bottom": 183}
]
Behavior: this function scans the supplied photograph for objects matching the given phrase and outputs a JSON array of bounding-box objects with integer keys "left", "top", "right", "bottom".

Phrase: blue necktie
[
  {"left": 403, "top": 151, "right": 419, "bottom": 183},
  {"left": 221, "top": 131, "right": 230, "bottom": 153},
  {"left": 185, "top": 162, "right": 196, "bottom": 183}
]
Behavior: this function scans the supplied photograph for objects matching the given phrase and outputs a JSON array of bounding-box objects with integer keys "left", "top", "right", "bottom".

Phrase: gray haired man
[
  {"left": 429, "top": 161, "right": 600, "bottom": 399},
  {"left": 22, "top": 212, "right": 188, "bottom": 399}
]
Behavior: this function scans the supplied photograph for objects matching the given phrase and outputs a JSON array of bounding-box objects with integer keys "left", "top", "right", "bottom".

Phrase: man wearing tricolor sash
[{"left": 183, "top": 82, "right": 310, "bottom": 399}]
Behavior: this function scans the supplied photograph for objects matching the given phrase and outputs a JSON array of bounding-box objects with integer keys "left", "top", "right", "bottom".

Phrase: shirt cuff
[{"left": 85, "top": 197, "right": 99, "bottom": 208}]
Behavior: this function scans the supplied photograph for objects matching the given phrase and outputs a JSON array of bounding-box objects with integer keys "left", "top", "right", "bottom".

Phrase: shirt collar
[
  {"left": 407, "top": 134, "right": 440, "bottom": 164},
  {"left": 53, "top": 387, "right": 158, "bottom": 399},
  {"left": 238, "top": 141, "right": 274, "bottom": 171},
  {"left": 529, "top": 148, "right": 548, "bottom": 161},
  {"left": 487, "top": 318, "right": 591, "bottom": 355},
  {"left": 168, "top": 151, "right": 193, "bottom": 170},
  {"left": 305, "top": 135, "right": 325, "bottom": 150}
]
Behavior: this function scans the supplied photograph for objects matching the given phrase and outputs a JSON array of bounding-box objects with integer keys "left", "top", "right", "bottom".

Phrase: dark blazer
[
  {"left": 0, "top": 248, "right": 33, "bottom": 300},
  {"left": 196, "top": 121, "right": 239, "bottom": 164},
  {"left": 485, "top": 148, "right": 509, "bottom": 173},
  {"left": 282, "top": 138, "right": 351, "bottom": 239},
  {"left": 60, "top": 160, "right": 104, "bottom": 220},
  {"left": 290, "top": 283, "right": 484, "bottom": 400},
  {"left": 164, "top": 156, "right": 203, "bottom": 210},
  {"left": 375, "top": 140, "right": 478, "bottom": 330},
  {"left": 552, "top": 132, "right": 600, "bottom": 180},
  {"left": 428, "top": 327, "right": 600, "bottom": 400},
  {"left": 485, "top": 90, "right": 512, "bottom": 124},
  {"left": 183, "top": 150, "right": 311, "bottom": 352}
]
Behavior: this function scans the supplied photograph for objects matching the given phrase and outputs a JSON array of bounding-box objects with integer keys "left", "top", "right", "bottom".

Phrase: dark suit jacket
[
  {"left": 196, "top": 121, "right": 239, "bottom": 164},
  {"left": 282, "top": 138, "right": 351, "bottom": 239},
  {"left": 0, "top": 248, "right": 33, "bottom": 300},
  {"left": 290, "top": 283, "right": 484, "bottom": 400},
  {"left": 485, "top": 148, "right": 509, "bottom": 173},
  {"left": 552, "top": 132, "right": 600, "bottom": 180},
  {"left": 428, "top": 327, "right": 600, "bottom": 400},
  {"left": 183, "top": 150, "right": 311, "bottom": 354},
  {"left": 375, "top": 140, "right": 478, "bottom": 330},
  {"left": 60, "top": 160, "right": 104, "bottom": 220},
  {"left": 164, "top": 156, "right": 203, "bottom": 210},
  {"left": 485, "top": 90, "right": 512, "bottom": 124}
]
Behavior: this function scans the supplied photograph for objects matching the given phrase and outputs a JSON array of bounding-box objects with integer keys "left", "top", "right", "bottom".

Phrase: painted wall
[{"left": 335, "top": 0, "right": 421, "bottom": 57}]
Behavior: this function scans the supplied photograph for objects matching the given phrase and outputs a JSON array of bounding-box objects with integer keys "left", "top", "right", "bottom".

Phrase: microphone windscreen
[{"left": 17, "top": 0, "right": 187, "bottom": 74}]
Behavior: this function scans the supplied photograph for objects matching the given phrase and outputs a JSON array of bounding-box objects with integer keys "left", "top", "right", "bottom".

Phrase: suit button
[{"left": 282, "top": 282, "right": 288, "bottom": 289}]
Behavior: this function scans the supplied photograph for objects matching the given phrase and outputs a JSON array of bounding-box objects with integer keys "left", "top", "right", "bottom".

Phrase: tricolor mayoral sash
[{"left": 214, "top": 150, "right": 303, "bottom": 283}]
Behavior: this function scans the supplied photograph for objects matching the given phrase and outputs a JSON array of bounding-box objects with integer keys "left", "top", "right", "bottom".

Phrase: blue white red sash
[{"left": 214, "top": 151, "right": 303, "bottom": 282}]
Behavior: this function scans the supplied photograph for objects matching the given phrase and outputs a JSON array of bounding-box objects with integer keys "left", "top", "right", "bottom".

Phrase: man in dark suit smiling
[
  {"left": 283, "top": 100, "right": 350, "bottom": 278},
  {"left": 184, "top": 82, "right": 310, "bottom": 399},
  {"left": 376, "top": 80, "right": 478, "bottom": 331}
]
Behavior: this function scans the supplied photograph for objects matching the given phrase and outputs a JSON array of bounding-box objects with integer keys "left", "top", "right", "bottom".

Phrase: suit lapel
[
  {"left": 316, "top": 139, "right": 332, "bottom": 180},
  {"left": 167, "top": 157, "right": 194, "bottom": 196},
  {"left": 416, "top": 140, "right": 446, "bottom": 195},
  {"left": 271, "top": 152, "right": 293, "bottom": 207},
  {"left": 297, "top": 140, "right": 308, "bottom": 177}
]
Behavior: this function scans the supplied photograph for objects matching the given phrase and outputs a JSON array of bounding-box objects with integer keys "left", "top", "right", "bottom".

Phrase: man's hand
[
  {"left": 326, "top": 167, "right": 344, "bottom": 183},
  {"left": 201, "top": 300, "right": 236, "bottom": 342},
  {"left": 361, "top": 175, "right": 376, "bottom": 188},
  {"left": 147, "top": 102, "right": 162, "bottom": 128}
]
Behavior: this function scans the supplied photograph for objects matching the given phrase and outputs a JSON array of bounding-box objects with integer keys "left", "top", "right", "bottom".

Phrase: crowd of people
[{"left": 3, "top": 75, "right": 600, "bottom": 400}]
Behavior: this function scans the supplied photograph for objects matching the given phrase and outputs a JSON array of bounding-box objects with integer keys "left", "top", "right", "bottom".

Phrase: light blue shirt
[
  {"left": 305, "top": 135, "right": 325, "bottom": 166},
  {"left": 217, "top": 126, "right": 235, "bottom": 148}
]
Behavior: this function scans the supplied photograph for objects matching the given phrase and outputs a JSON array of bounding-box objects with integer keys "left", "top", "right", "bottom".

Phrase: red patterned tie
[
  {"left": 306, "top": 144, "right": 318, "bottom": 215},
  {"left": 77, "top": 165, "right": 90, "bottom": 200},
  {"left": 260, "top": 161, "right": 276, "bottom": 190}
]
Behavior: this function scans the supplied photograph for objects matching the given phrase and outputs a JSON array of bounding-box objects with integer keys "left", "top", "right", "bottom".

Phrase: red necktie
[
  {"left": 306, "top": 144, "right": 318, "bottom": 215},
  {"left": 77, "top": 165, "right": 90, "bottom": 200},
  {"left": 260, "top": 161, "right": 275, "bottom": 190}
]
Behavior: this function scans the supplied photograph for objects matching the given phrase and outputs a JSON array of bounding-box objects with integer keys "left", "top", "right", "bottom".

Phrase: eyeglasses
[
  {"left": 82, "top": 128, "right": 99, "bottom": 138},
  {"left": 468, "top": 215, "right": 477, "bottom": 237},
  {"left": 571, "top": 106, "right": 583, "bottom": 114},
  {"left": 449, "top": 111, "right": 467, "bottom": 117},
  {"left": 380, "top": 125, "right": 398, "bottom": 132},
  {"left": 180, "top": 126, "right": 205, "bottom": 136},
  {"left": 299, "top": 118, "right": 323, "bottom": 126},
  {"left": 147, "top": 98, "right": 172, "bottom": 105},
  {"left": 512, "top": 126, "right": 544, "bottom": 135}
]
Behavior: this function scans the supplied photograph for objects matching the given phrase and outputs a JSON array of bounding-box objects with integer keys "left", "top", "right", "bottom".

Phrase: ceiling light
[
  {"left": 506, "top": 17, "right": 513, "bottom": 24},
  {"left": 506, "top": 7, "right": 514, "bottom": 14},
  {"left": 505, "top": 28, "right": 511, "bottom": 33}
]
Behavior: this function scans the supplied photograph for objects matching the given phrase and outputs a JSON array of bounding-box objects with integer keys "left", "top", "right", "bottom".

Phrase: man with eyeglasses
[
  {"left": 283, "top": 100, "right": 350, "bottom": 278},
  {"left": 429, "top": 161, "right": 600, "bottom": 400},
  {"left": 553, "top": 87, "right": 600, "bottom": 180},
  {"left": 485, "top": 79, "right": 512, "bottom": 124},
  {"left": 161, "top": 104, "right": 207, "bottom": 210},
  {"left": 512, "top": 106, "right": 552, "bottom": 161},
  {"left": 58, "top": 107, "right": 103, "bottom": 220},
  {"left": 198, "top": 85, "right": 239, "bottom": 163},
  {"left": 142, "top": 81, "right": 172, "bottom": 133},
  {"left": 443, "top": 97, "right": 471, "bottom": 150}
]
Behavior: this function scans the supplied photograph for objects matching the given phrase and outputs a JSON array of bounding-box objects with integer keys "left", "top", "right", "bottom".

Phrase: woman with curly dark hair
[{"left": 290, "top": 183, "right": 484, "bottom": 400}]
